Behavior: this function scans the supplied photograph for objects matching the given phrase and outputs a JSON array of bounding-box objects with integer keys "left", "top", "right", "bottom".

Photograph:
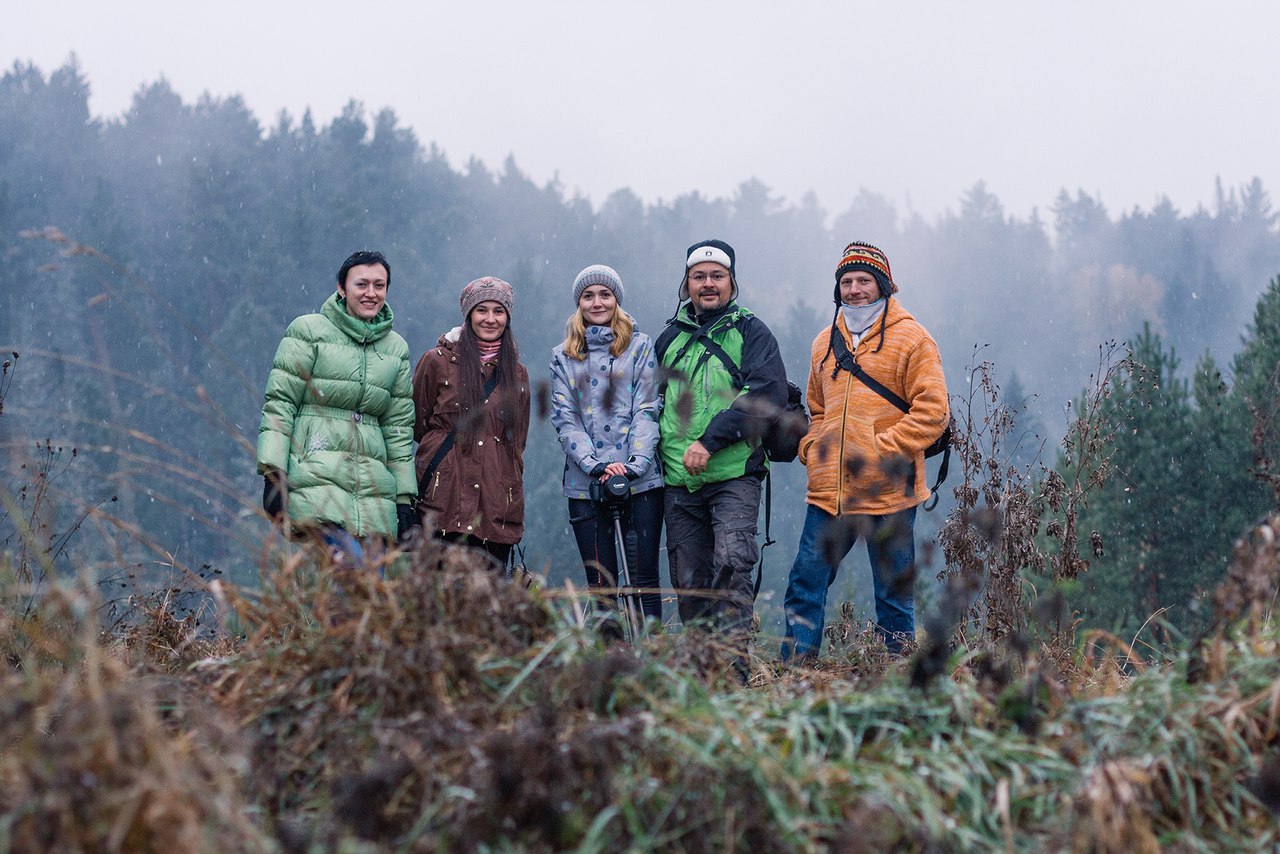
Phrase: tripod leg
[{"left": 612, "top": 513, "right": 644, "bottom": 642}]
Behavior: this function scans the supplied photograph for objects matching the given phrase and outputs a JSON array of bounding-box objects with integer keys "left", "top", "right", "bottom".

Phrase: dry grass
[
  {"left": 0, "top": 577, "right": 264, "bottom": 853},
  {"left": 4, "top": 511, "right": 1280, "bottom": 851}
]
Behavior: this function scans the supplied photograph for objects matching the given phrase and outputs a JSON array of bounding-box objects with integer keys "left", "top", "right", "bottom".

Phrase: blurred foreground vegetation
[{"left": 4, "top": 518, "right": 1280, "bottom": 852}]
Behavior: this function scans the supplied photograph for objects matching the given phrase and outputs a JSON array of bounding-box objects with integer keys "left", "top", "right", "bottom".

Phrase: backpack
[
  {"left": 664, "top": 316, "right": 809, "bottom": 463},
  {"left": 763, "top": 380, "right": 809, "bottom": 463},
  {"left": 828, "top": 325, "right": 952, "bottom": 509}
]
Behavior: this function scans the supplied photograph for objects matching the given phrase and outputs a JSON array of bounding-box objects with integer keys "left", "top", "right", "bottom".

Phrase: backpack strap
[
  {"left": 829, "top": 327, "right": 909, "bottom": 411},
  {"left": 692, "top": 334, "right": 744, "bottom": 388},
  {"left": 752, "top": 468, "right": 775, "bottom": 602},
  {"left": 830, "top": 326, "right": 951, "bottom": 509},
  {"left": 416, "top": 369, "right": 500, "bottom": 507},
  {"left": 658, "top": 315, "right": 723, "bottom": 396}
]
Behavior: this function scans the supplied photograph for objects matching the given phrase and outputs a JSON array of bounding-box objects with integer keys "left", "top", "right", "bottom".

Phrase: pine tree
[
  {"left": 1234, "top": 276, "right": 1280, "bottom": 495},
  {"left": 1068, "top": 325, "right": 1200, "bottom": 635}
]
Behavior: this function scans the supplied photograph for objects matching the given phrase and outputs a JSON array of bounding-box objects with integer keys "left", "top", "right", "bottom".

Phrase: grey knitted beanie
[{"left": 572, "top": 264, "right": 624, "bottom": 304}]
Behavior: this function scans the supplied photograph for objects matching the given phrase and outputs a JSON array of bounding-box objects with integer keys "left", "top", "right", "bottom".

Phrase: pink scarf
[{"left": 478, "top": 339, "right": 502, "bottom": 363}]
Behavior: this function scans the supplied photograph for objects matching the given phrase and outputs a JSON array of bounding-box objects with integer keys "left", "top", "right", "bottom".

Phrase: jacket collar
[
  {"left": 678, "top": 300, "right": 738, "bottom": 331},
  {"left": 584, "top": 324, "right": 616, "bottom": 352},
  {"left": 322, "top": 292, "right": 394, "bottom": 343}
]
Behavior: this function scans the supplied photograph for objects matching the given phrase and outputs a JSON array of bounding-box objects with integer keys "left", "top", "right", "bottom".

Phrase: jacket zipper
[
  {"left": 353, "top": 341, "right": 369, "bottom": 534},
  {"left": 700, "top": 318, "right": 724, "bottom": 414},
  {"left": 836, "top": 346, "right": 853, "bottom": 515}
]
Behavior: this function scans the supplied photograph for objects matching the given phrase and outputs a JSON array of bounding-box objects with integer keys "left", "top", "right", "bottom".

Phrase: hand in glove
[
  {"left": 397, "top": 504, "right": 421, "bottom": 543},
  {"left": 262, "top": 472, "right": 286, "bottom": 521}
]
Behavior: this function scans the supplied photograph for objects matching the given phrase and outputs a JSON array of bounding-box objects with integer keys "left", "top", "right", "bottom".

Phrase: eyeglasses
[{"left": 688, "top": 271, "right": 729, "bottom": 284}]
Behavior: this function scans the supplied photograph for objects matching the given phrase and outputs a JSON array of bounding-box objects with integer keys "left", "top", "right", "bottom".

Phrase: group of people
[{"left": 256, "top": 239, "right": 949, "bottom": 663}]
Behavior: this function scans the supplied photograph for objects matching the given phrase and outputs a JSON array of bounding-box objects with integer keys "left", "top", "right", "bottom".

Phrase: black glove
[
  {"left": 397, "top": 504, "right": 420, "bottom": 543},
  {"left": 589, "top": 462, "right": 608, "bottom": 478},
  {"left": 262, "top": 472, "right": 286, "bottom": 521}
]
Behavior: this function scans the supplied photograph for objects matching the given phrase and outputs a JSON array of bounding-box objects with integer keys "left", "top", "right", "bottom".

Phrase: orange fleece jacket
[{"left": 798, "top": 300, "right": 949, "bottom": 516}]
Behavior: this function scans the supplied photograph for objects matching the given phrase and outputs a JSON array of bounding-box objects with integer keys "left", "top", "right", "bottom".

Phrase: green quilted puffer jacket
[{"left": 256, "top": 292, "right": 415, "bottom": 537}]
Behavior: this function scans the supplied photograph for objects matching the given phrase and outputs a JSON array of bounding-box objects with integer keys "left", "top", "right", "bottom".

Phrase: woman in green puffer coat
[{"left": 256, "top": 250, "right": 418, "bottom": 559}]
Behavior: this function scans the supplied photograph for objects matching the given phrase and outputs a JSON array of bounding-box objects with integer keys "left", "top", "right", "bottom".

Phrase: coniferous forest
[{"left": 5, "top": 59, "right": 1280, "bottom": 851}]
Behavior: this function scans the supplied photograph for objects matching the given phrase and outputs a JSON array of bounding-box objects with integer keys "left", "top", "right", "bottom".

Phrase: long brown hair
[
  {"left": 561, "top": 307, "right": 634, "bottom": 360},
  {"left": 457, "top": 320, "right": 522, "bottom": 440}
]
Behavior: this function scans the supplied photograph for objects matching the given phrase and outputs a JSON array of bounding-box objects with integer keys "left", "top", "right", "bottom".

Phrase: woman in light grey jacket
[{"left": 550, "top": 265, "right": 663, "bottom": 622}]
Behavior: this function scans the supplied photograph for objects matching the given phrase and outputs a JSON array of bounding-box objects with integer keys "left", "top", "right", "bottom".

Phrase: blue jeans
[
  {"left": 321, "top": 524, "right": 366, "bottom": 564},
  {"left": 781, "top": 503, "right": 917, "bottom": 659}
]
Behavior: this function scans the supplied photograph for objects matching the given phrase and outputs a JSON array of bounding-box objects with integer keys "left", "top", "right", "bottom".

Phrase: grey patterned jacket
[{"left": 550, "top": 324, "right": 663, "bottom": 499}]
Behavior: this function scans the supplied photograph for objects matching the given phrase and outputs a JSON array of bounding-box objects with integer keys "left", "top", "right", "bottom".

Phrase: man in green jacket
[
  {"left": 257, "top": 250, "right": 417, "bottom": 561},
  {"left": 656, "top": 239, "right": 790, "bottom": 669}
]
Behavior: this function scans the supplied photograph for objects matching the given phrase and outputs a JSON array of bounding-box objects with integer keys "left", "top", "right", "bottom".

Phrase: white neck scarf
[{"left": 840, "top": 299, "right": 886, "bottom": 341}]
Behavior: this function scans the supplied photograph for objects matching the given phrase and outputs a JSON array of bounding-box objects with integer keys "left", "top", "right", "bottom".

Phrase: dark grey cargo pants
[{"left": 663, "top": 475, "right": 761, "bottom": 636}]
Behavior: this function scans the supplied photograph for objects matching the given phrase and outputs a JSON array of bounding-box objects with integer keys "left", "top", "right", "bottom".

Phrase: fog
[
  {"left": 2, "top": 5, "right": 1279, "bottom": 622},
  {"left": 4, "top": 1, "right": 1279, "bottom": 221}
]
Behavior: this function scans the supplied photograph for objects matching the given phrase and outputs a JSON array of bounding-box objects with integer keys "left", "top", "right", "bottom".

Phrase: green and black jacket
[{"left": 654, "top": 301, "right": 788, "bottom": 490}]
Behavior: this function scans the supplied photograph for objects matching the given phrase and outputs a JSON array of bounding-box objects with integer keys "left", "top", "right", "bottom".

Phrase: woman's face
[
  {"left": 578, "top": 285, "right": 617, "bottom": 327},
  {"left": 470, "top": 300, "right": 509, "bottom": 342}
]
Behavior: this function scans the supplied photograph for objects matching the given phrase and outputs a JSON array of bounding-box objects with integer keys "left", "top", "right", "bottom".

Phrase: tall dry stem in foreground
[{"left": 936, "top": 344, "right": 1129, "bottom": 657}]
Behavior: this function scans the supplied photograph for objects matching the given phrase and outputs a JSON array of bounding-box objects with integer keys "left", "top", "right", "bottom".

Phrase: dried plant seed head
[
  {"left": 820, "top": 516, "right": 858, "bottom": 566},
  {"left": 887, "top": 562, "right": 917, "bottom": 598},
  {"left": 882, "top": 453, "right": 912, "bottom": 485},
  {"left": 843, "top": 452, "right": 866, "bottom": 478},
  {"left": 970, "top": 506, "right": 1002, "bottom": 544},
  {"left": 674, "top": 389, "right": 694, "bottom": 426},
  {"left": 535, "top": 380, "right": 551, "bottom": 420}
]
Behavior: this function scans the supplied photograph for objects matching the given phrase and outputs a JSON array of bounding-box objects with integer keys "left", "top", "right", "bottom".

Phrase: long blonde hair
[{"left": 562, "top": 307, "right": 634, "bottom": 360}]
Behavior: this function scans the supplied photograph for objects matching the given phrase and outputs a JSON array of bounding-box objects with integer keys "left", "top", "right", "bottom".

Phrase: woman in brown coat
[{"left": 412, "top": 277, "right": 530, "bottom": 565}]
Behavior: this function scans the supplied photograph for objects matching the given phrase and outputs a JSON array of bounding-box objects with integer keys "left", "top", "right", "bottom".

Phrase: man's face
[
  {"left": 839, "top": 270, "right": 881, "bottom": 307},
  {"left": 338, "top": 263, "right": 389, "bottom": 320},
  {"left": 469, "top": 300, "right": 509, "bottom": 342},
  {"left": 687, "top": 261, "right": 733, "bottom": 313}
]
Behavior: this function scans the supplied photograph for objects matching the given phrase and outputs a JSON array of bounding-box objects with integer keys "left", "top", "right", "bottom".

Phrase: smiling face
[
  {"left": 338, "top": 262, "right": 389, "bottom": 320},
  {"left": 578, "top": 285, "right": 617, "bottom": 327},
  {"left": 839, "top": 270, "right": 881, "bottom": 306},
  {"left": 686, "top": 261, "right": 733, "bottom": 313},
  {"left": 469, "top": 300, "right": 509, "bottom": 342}
]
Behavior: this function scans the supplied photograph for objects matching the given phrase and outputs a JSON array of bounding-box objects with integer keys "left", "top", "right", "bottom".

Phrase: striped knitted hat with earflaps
[{"left": 833, "top": 242, "right": 897, "bottom": 303}]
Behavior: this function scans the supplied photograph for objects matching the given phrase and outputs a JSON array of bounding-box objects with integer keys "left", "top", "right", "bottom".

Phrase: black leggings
[{"left": 568, "top": 487, "right": 663, "bottom": 621}]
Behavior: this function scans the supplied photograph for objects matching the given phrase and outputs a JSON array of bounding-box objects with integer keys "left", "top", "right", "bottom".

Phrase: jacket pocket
[
  {"left": 419, "top": 455, "right": 454, "bottom": 511},
  {"left": 497, "top": 479, "right": 526, "bottom": 530}
]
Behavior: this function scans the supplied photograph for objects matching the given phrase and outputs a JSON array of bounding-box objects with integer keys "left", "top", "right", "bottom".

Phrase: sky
[{"left": 4, "top": 1, "right": 1279, "bottom": 222}]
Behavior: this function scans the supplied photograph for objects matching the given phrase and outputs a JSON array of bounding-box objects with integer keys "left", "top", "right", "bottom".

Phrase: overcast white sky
[{"left": 4, "top": 1, "right": 1278, "bottom": 222}]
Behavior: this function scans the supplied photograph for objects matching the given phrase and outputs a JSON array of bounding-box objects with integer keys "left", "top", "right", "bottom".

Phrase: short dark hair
[{"left": 337, "top": 250, "right": 391, "bottom": 289}]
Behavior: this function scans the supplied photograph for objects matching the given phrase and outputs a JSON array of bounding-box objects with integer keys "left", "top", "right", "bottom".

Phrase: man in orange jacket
[{"left": 781, "top": 242, "right": 949, "bottom": 659}]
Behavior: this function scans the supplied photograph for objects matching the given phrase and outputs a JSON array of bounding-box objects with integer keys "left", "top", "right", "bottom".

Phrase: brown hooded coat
[{"left": 412, "top": 329, "right": 530, "bottom": 545}]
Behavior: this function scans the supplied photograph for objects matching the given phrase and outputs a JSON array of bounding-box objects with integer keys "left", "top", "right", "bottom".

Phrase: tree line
[{"left": 2, "top": 58, "right": 1278, "bottom": 635}]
